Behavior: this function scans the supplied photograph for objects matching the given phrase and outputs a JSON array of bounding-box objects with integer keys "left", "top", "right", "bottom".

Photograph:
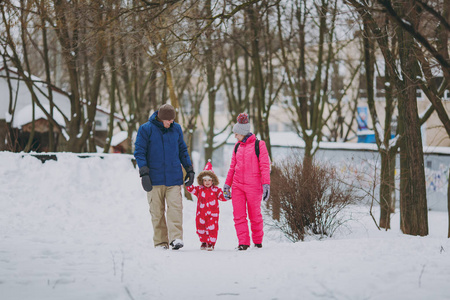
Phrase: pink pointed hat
[{"left": 203, "top": 160, "right": 214, "bottom": 172}]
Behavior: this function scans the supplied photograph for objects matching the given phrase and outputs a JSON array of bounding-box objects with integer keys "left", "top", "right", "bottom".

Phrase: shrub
[{"left": 267, "top": 154, "right": 363, "bottom": 242}]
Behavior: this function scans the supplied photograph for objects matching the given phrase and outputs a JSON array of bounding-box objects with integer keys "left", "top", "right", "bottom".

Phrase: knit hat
[
  {"left": 232, "top": 113, "right": 251, "bottom": 136},
  {"left": 197, "top": 159, "right": 219, "bottom": 186},
  {"left": 158, "top": 104, "right": 176, "bottom": 120}
]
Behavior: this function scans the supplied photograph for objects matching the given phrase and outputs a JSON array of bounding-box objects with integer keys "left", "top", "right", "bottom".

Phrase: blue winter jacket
[{"left": 134, "top": 111, "right": 192, "bottom": 186}]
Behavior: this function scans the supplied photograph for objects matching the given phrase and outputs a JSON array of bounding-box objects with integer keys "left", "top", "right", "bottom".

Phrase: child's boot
[{"left": 200, "top": 243, "right": 207, "bottom": 250}]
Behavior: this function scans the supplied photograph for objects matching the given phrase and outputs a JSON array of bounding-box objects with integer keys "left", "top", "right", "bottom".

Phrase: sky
[{"left": 0, "top": 152, "right": 449, "bottom": 300}]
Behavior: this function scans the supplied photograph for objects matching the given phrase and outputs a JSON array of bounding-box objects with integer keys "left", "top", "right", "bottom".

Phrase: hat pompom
[
  {"left": 237, "top": 113, "right": 249, "bottom": 124},
  {"left": 203, "top": 159, "right": 214, "bottom": 172}
]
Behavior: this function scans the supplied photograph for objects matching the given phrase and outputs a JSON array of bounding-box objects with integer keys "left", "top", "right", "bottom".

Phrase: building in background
[{"left": 0, "top": 67, "right": 123, "bottom": 152}]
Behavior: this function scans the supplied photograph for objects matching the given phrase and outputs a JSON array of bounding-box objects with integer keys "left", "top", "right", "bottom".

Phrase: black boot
[
  {"left": 236, "top": 244, "right": 249, "bottom": 251},
  {"left": 170, "top": 239, "right": 184, "bottom": 250}
]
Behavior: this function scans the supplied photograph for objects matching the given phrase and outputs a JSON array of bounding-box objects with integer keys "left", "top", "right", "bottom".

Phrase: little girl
[{"left": 186, "top": 160, "right": 228, "bottom": 251}]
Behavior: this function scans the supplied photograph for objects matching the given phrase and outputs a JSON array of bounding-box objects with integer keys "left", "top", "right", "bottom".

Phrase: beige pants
[{"left": 147, "top": 185, "right": 183, "bottom": 247}]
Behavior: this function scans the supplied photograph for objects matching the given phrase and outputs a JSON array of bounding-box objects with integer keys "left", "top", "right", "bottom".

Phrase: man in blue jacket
[{"left": 134, "top": 104, "right": 195, "bottom": 250}]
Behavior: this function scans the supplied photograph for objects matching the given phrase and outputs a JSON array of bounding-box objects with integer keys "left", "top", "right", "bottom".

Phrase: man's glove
[
  {"left": 262, "top": 184, "right": 270, "bottom": 201},
  {"left": 139, "top": 166, "right": 152, "bottom": 192},
  {"left": 184, "top": 165, "right": 195, "bottom": 186},
  {"left": 223, "top": 184, "right": 231, "bottom": 200}
]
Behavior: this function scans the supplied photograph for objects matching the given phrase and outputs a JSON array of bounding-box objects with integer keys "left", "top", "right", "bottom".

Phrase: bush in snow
[{"left": 267, "top": 154, "right": 363, "bottom": 241}]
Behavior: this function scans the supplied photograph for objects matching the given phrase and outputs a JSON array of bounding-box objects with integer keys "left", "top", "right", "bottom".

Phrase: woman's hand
[
  {"left": 262, "top": 184, "right": 270, "bottom": 201},
  {"left": 223, "top": 184, "right": 231, "bottom": 200}
]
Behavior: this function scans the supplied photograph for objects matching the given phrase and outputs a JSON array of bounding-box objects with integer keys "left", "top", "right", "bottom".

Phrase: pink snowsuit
[
  {"left": 186, "top": 185, "right": 227, "bottom": 246},
  {"left": 225, "top": 134, "right": 271, "bottom": 246}
]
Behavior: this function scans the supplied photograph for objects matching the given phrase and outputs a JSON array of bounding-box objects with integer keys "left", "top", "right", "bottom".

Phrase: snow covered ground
[{"left": 1, "top": 152, "right": 449, "bottom": 300}]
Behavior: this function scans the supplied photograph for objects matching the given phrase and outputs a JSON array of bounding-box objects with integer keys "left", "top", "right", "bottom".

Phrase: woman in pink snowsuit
[
  {"left": 224, "top": 113, "right": 271, "bottom": 250},
  {"left": 186, "top": 160, "right": 228, "bottom": 251}
]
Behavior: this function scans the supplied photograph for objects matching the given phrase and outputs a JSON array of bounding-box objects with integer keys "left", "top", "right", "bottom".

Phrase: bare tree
[
  {"left": 1, "top": 1, "right": 66, "bottom": 152},
  {"left": 347, "top": 0, "right": 430, "bottom": 235},
  {"left": 277, "top": 0, "right": 361, "bottom": 168}
]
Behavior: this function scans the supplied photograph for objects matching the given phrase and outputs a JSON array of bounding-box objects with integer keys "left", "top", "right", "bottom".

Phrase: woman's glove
[
  {"left": 139, "top": 166, "right": 152, "bottom": 192},
  {"left": 223, "top": 184, "right": 231, "bottom": 200},
  {"left": 262, "top": 184, "right": 270, "bottom": 201}
]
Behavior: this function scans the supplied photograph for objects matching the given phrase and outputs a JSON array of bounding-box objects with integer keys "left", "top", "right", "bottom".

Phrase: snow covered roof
[
  {"left": 110, "top": 131, "right": 128, "bottom": 147},
  {"left": 0, "top": 66, "right": 124, "bottom": 126},
  {"left": 0, "top": 67, "right": 71, "bottom": 123},
  {"left": 12, "top": 104, "right": 66, "bottom": 128},
  {"left": 219, "top": 131, "right": 450, "bottom": 155}
]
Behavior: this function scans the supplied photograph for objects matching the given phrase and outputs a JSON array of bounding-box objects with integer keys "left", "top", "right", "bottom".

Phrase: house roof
[
  {"left": 0, "top": 66, "right": 124, "bottom": 126},
  {"left": 110, "top": 131, "right": 128, "bottom": 146},
  {"left": 12, "top": 104, "right": 66, "bottom": 128}
]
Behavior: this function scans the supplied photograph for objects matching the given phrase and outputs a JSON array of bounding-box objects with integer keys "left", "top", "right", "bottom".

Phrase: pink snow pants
[{"left": 231, "top": 184, "right": 263, "bottom": 245}]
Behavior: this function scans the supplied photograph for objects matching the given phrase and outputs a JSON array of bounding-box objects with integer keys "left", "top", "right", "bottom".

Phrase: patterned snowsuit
[
  {"left": 186, "top": 185, "right": 227, "bottom": 245},
  {"left": 225, "top": 134, "right": 271, "bottom": 246}
]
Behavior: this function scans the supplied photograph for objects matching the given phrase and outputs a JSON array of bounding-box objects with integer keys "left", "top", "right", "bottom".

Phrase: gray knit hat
[
  {"left": 232, "top": 113, "right": 251, "bottom": 135},
  {"left": 158, "top": 104, "right": 176, "bottom": 120}
]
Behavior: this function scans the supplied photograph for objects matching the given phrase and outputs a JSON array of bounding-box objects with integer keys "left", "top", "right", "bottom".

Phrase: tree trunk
[
  {"left": 379, "top": 149, "right": 391, "bottom": 229},
  {"left": 204, "top": 0, "right": 216, "bottom": 165},
  {"left": 105, "top": 36, "right": 117, "bottom": 154},
  {"left": 397, "top": 1, "right": 428, "bottom": 235},
  {"left": 361, "top": 19, "right": 394, "bottom": 229},
  {"left": 389, "top": 152, "right": 396, "bottom": 213},
  {"left": 39, "top": 1, "right": 56, "bottom": 152},
  {"left": 303, "top": 137, "right": 314, "bottom": 172},
  {"left": 159, "top": 38, "right": 180, "bottom": 118},
  {"left": 246, "top": 5, "right": 264, "bottom": 138}
]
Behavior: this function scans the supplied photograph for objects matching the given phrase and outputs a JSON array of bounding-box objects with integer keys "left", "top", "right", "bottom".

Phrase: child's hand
[{"left": 223, "top": 184, "right": 231, "bottom": 200}]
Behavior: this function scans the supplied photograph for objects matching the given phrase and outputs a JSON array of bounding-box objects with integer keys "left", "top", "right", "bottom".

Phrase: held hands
[
  {"left": 262, "top": 184, "right": 270, "bottom": 201},
  {"left": 223, "top": 184, "right": 231, "bottom": 200},
  {"left": 139, "top": 166, "right": 153, "bottom": 192},
  {"left": 184, "top": 165, "right": 195, "bottom": 186}
]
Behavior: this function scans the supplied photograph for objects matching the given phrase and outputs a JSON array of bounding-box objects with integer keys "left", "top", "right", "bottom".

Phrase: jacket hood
[
  {"left": 150, "top": 111, "right": 173, "bottom": 132},
  {"left": 197, "top": 170, "right": 219, "bottom": 186}
]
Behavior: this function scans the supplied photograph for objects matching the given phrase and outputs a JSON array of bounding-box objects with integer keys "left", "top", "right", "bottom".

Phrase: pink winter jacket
[{"left": 225, "top": 134, "right": 271, "bottom": 188}]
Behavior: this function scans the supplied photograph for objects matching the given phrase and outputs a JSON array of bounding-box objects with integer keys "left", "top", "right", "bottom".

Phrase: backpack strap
[
  {"left": 234, "top": 138, "right": 260, "bottom": 159},
  {"left": 255, "top": 138, "right": 260, "bottom": 159}
]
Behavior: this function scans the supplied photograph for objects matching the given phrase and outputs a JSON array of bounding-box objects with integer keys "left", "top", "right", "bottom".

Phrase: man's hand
[
  {"left": 139, "top": 166, "right": 152, "bottom": 192},
  {"left": 184, "top": 165, "right": 195, "bottom": 186}
]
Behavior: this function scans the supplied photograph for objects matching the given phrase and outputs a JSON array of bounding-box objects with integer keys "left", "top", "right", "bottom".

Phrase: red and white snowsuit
[
  {"left": 225, "top": 134, "right": 271, "bottom": 246},
  {"left": 186, "top": 185, "right": 227, "bottom": 245}
]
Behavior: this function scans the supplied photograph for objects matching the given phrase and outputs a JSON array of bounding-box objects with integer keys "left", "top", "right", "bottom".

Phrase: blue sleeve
[
  {"left": 134, "top": 124, "right": 149, "bottom": 168},
  {"left": 177, "top": 125, "right": 192, "bottom": 169}
]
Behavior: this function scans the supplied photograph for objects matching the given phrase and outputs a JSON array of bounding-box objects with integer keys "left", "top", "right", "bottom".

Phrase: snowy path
[{"left": 0, "top": 153, "right": 449, "bottom": 300}]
